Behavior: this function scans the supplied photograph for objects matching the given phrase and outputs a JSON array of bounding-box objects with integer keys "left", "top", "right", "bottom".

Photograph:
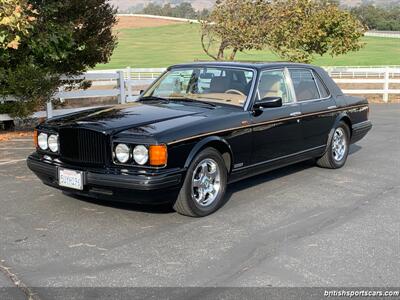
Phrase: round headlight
[
  {"left": 48, "top": 134, "right": 59, "bottom": 152},
  {"left": 133, "top": 145, "right": 148, "bottom": 165},
  {"left": 38, "top": 133, "right": 48, "bottom": 150},
  {"left": 115, "top": 144, "right": 130, "bottom": 163}
]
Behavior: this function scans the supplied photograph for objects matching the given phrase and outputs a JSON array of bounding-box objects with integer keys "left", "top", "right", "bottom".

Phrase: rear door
[{"left": 289, "top": 68, "right": 337, "bottom": 149}]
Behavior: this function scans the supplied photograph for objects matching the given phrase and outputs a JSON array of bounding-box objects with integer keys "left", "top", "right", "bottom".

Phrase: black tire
[
  {"left": 173, "top": 148, "right": 228, "bottom": 217},
  {"left": 317, "top": 121, "right": 350, "bottom": 169}
]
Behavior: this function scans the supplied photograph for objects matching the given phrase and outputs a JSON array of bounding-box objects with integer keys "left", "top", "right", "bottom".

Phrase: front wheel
[
  {"left": 317, "top": 122, "right": 350, "bottom": 169},
  {"left": 173, "top": 148, "right": 228, "bottom": 217}
]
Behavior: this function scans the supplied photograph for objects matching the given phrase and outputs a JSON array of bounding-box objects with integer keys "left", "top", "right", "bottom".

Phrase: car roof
[{"left": 169, "top": 61, "right": 318, "bottom": 70}]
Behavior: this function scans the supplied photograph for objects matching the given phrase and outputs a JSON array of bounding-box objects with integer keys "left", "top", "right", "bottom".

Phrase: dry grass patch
[
  {"left": 115, "top": 16, "right": 183, "bottom": 30},
  {"left": 0, "top": 131, "right": 33, "bottom": 142}
]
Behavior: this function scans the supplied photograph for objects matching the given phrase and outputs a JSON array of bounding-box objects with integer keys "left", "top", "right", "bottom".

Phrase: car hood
[{"left": 46, "top": 102, "right": 207, "bottom": 133}]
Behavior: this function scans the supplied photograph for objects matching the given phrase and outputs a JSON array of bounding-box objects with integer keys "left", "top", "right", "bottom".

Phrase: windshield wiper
[
  {"left": 171, "top": 98, "right": 217, "bottom": 108},
  {"left": 139, "top": 96, "right": 170, "bottom": 103}
]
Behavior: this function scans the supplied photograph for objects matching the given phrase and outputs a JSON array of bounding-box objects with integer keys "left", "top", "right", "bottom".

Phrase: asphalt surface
[{"left": 0, "top": 104, "right": 399, "bottom": 297}]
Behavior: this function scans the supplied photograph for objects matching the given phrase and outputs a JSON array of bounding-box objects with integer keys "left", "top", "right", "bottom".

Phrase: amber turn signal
[
  {"left": 149, "top": 145, "right": 167, "bottom": 166},
  {"left": 33, "top": 129, "right": 38, "bottom": 148}
]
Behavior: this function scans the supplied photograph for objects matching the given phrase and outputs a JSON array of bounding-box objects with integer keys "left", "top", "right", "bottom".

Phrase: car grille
[{"left": 59, "top": 128, "right": 109, "bottom": 165}]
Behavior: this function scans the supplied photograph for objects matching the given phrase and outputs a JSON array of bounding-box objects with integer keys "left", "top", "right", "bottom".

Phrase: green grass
[{"left": 96, "top": 23, "right": 400, "bottom": 69}]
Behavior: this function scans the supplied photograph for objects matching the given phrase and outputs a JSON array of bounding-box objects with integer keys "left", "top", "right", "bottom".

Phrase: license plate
[{"left": 58, "top": 168, "right": 83, "bottom": 190}]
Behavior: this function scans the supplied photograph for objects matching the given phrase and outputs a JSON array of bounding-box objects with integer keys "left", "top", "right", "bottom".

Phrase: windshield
[{"left": 142, "top": 67, "right": 255, "bottom": 107}]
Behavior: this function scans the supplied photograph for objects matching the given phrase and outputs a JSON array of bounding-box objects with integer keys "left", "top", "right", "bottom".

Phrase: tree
[
  {"left": 267, "top": 0, "right": 366, "bottom": 63},
  {"left": 200, "top": 0, "right": 365, "bottom": 63},
  {"left": 0, "top": 0, "right": 117, "bottom": 118},
  {"left": 141, "top": 2, "right": 201, "bottom": 19},
  {"left": 0, "top": 0, "right": 37, "bottom": 50},
  {"left": 173, "top": 2, "right": 197, "bottom": 19},
  {"left": 200, "top": 0, "right": 272, "bottom": 61},
  {"left": 142, "top": 3, "right": 163, "bottom": 16},
  {"left": 351, "top": 4, "right": 400, "bottom": 31}
]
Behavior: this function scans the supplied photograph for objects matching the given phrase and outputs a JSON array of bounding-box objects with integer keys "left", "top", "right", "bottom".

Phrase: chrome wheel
[
  {"left": 191, "top": 158, "right": 221, "bottom": 207},
  {"left": 332, "top": 127, "right": 347, "bottom": 162}
]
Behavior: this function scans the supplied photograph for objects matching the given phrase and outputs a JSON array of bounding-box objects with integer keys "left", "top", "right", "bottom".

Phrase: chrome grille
[{"left": 59, "top": 128, "right": 109, "bottom": 165}]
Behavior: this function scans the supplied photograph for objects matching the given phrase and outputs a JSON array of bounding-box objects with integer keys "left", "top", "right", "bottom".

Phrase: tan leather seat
[{"left": 259, "top": 75, "right": 283, "bottom": 99}]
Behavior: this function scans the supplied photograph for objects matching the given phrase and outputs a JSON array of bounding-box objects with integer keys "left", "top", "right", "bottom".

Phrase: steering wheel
[{"left": 224, "top": 89, "right": 245, "bottom": 96}]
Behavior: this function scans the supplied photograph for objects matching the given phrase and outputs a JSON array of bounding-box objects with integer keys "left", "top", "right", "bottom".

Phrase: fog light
[
  {"left": 48, "top": 134, "right": 59, "bottom": 153},
  {"left": 38, "top": 133, "right": 48, "bottom": 150},
  {"left": 115, "top": 144, "right": 130, "bottom": 163},
  {"left": 133, "top": 145, "right": 148, "bottom": 165}
]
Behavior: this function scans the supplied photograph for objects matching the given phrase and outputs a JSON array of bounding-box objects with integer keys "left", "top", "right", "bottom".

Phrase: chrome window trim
[
  {"left": 141, "top": 65, "right": 257, "bottom": 111},
  {"left": 243, "top": 68, "right": 258, "bottom": 111},
  {"left": 288, "top": 68, "right": 332, "bottom": 103},
  {"left": 284, "top": 67, "right": 298, "bottom": 103},
  {"left": 310, "top": 69, "right": 322, "bottom": 99},
  {"left": 312, "top": 70, "right": 332, "bottom": 100}
]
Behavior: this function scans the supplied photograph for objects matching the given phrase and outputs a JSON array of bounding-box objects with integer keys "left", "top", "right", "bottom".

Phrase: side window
[
  {"left": 257, "top": 70, "right": 293, "bottom": 104},
  {"left": 313, "top": 72, "right": 330, "bottom": 98},
  {"left": 289, "top": 69, "right": 320, "bottom": 101}
]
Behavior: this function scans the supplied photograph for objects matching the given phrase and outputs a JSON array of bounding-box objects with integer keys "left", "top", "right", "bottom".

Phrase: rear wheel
[
  {"left": 317, "top": 121, "right": 350, "bottom": 169},
  {"left": 173, "top": 148, "right": 228, "bottom": 217}
]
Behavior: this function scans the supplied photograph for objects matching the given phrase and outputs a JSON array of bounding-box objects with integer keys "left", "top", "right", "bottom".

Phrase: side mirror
[
  {"left": 253, "top": 97, "right": 282, "bottom": 109},
  {"left": 139, "top": 90, "right": 145, "bottom": 95}
]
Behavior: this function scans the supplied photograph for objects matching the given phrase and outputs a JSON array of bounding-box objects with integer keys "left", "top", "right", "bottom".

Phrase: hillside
[
  {"left": 110, "top": 0, "right": 398, "bottom": 11},
  {"left": 111, "top": 0, "right": 215, "bottom": 11}
]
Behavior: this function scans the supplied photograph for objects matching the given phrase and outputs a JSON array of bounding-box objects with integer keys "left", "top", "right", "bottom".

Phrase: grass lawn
[{"left": 96, "top": 23, "right": 400, "bottom": 69}]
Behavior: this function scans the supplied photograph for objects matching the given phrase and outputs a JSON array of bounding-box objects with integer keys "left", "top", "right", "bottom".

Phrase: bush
[
  {"left": 0, "top": 100, "right": 38, "bottom": 117},
  {"left": 0, "top": 0, "right": 117, "bottom": 118}
]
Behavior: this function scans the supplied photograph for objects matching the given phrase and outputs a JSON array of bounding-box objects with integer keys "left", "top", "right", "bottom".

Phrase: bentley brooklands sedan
[{"left": 28, "top": 62, "right": 372, "bottom": 217}]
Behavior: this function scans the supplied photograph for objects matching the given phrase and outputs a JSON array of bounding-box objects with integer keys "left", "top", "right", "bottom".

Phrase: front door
[{"left": 251, "top": 69, "right": 304, "bottom": 164}]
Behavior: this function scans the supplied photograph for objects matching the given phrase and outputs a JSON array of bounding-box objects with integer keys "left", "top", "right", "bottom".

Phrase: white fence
[
  {"left": 325, "top": 67, "right": 400, "bottom": 103},
  {"left": 365, "top": 31, "right": 400, "bottom": 39},
  {"left": 1, "top": 66, "right": 399, "bottom": 121},
  {"left": 117, "top": 14, "right": 199, "bottom": 23},
  {"left": 58, "top": 69, "right": 165, "bottom": 101},
  {"left": 47, "top": 68, "right": 166, "bottom": 118}
]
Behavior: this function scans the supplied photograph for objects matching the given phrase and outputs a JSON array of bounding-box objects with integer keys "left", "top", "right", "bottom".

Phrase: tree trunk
[
  {"left": 217, "top": 45, "right": 224, "bottom": 60},
  {"left": 229, "top": 47, "right": 238, "bottom": 60},
  {"left": 200, "top": 33, "right": 218, "bottom": 60},
  {"left": 217, "top": 41, "right": 228, "bottom": 60}
]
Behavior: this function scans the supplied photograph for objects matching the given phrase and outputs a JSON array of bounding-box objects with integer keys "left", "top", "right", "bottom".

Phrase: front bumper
[{"left": 27, "top": 154, "right": 184, "bottom": 204}]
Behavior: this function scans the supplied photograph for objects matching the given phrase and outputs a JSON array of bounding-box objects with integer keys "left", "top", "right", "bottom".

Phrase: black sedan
[{"left": 28, "top": 62, "right": 372, "bottom": 217}]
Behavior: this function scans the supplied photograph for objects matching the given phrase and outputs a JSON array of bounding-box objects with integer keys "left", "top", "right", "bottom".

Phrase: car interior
[{"left": 257, "top": 73, "right": 290, "bottom": 104}]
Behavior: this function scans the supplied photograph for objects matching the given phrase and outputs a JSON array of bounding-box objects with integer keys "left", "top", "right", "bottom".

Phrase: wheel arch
[
  {"left": 184, "top": 136, "right": 234, "bottom": 173},
  {"left": 324, "top": 113, "right": 353, "bottom": 153},
  {"left": 339, "top": 114, "right": 353, "bottom": 137}
]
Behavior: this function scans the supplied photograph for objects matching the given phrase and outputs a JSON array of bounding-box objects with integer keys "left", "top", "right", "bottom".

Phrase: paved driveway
[{"left": 0, "top": 104, "right": 399, "bottom": 298}]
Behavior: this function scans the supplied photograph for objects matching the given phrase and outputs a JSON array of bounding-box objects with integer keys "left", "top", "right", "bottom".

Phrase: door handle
[{"left": 290, "top": 112, "right": 302, "bottom": 117}]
